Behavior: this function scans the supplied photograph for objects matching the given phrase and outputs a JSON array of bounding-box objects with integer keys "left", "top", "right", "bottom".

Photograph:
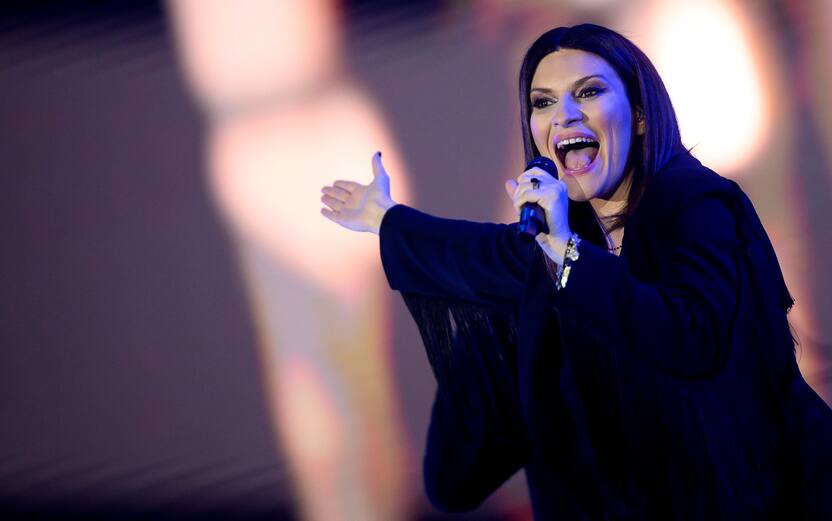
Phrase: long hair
[{"left": 519, "top": 24, "right": 685, "bottom": 230}]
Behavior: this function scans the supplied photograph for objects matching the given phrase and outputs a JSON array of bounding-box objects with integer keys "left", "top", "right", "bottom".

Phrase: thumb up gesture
[{"left": 321, "top": 152, "right": 397, "bottom": 234}]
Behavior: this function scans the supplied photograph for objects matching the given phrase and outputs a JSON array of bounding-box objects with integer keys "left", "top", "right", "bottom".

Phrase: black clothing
[{"left": 379, "top": 152, "right": 832, "bottom": 520}]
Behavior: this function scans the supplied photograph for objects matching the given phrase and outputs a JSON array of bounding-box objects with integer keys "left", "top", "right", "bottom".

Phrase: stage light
[{"left": 645, "top": 0, "right": 767, "bottom": 175}]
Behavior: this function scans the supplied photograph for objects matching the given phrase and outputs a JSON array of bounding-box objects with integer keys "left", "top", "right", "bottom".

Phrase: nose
[{"left": 551, "top": 97, "right": 583, "bottom": 127}]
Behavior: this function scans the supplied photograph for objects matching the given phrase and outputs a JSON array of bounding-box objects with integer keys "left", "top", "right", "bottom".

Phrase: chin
[{"left": 564, "top": 177, "right": 594, "bottom": 202}]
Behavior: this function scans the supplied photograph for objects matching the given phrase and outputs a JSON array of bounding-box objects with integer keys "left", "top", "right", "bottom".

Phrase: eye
[
  {"left": 578, "top": 86, "right": 604, "bottom": 99},
  {"left": 531, "top": 97, "right": 554, "bottom": 109}
]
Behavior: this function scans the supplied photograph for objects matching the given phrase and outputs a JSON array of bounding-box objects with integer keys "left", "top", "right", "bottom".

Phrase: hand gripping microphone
[{"left": 517, "top": 156, "right": 557, "bottom": 241}]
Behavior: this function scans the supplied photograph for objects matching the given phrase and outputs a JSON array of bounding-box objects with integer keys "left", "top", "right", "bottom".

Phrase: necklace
[{"left": 595, "top": 212, "right": 624, "bottom": 253}]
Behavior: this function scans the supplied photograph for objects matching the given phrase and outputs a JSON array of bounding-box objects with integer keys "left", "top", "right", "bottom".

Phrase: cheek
[
  {"left": 600, "top": 108, "right": 633, "bottom": 165},
  {"left": 530, "top": 115, "right": 549, "bottom": 153}
]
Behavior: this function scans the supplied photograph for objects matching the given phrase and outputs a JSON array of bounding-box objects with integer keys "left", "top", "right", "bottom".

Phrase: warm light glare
[
  {"left": 208, "top": 87, "right": 411, "bottom": 302},
  {"left": 561, "top": 0, "right": 623, "bottom": 7},
  {"left": 647, "top": 0, "right": 767, "bottom": 174},
  {"left": 277, "top": 357, "right": 344, "bottom": 468},
  {"left": 170, "top": 2, "right": 415, "bottom": 518},
  {"left": 169, "top": 0, "right": 337, "bottom": 110}
]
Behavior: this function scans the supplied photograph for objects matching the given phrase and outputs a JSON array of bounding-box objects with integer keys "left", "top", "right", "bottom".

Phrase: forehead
[{"left": 530, "top": 49, "right": 621, "bottom": 90}]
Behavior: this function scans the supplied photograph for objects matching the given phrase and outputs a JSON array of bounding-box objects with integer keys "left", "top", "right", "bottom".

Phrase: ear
[{"left": 635, "top": 107, "right": 646, "bottom": 136}]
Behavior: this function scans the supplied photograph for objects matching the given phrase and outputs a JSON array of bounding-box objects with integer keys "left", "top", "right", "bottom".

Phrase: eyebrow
[{"left": 530, "top": 74, "right": 609, "bottom": 95}]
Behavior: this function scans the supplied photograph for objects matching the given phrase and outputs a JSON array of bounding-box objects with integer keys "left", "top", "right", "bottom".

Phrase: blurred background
[{"left": 1, "top": 0, "right": 830, "bottom": 519}]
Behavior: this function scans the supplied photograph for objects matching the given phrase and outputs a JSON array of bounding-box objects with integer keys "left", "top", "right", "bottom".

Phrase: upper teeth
[{"left": 556, "top": 136, "right": 597, "bottom": 149}]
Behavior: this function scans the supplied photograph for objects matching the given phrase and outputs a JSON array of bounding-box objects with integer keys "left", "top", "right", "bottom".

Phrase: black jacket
[{"left": 379, "top": 151, "right": 832, "bottom": 520}]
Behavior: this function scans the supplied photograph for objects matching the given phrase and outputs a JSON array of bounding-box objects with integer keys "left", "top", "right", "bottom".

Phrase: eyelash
[{"left": 531, "top": 87, "right": 605, "bottom": 109}]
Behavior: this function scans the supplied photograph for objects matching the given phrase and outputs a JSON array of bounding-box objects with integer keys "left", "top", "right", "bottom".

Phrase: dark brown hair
[{"left": 519, "top": 24, "right": 685, "bottom": 230}]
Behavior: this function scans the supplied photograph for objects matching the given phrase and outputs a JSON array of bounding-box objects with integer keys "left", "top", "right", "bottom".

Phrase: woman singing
[{"left": 320, "top": 24, "right": 832, "bottom": 520}]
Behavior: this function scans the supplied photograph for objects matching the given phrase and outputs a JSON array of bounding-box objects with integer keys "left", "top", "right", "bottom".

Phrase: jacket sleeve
[
  {"left": 378, "top": 203, "right": 532, "bottom": 511},
  {"left": 555, "top": 196, "right": 740, "bottom": 378},
  {"left": 379, "top": 204, "right": 534, "bottom": 306},
  {"left": 398, "top": 292, "right": 528, "bottom": 512},
  {"left": 423, "top": 378, "right": 528, "bottom": 512}
]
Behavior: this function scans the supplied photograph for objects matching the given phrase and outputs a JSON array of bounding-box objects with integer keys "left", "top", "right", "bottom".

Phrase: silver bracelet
[{"left": 556, "top": 233, "right": 581, "bottom": 291}]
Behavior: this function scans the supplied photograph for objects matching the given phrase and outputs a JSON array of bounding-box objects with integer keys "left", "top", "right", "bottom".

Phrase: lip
[{"left": 551, "top": 131, "right": 601, "bottom": 177}]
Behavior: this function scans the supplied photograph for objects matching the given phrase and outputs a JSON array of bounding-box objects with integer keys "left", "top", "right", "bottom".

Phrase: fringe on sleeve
[{"left": 400, "top": 292, "right": 521, "bottom": 440}]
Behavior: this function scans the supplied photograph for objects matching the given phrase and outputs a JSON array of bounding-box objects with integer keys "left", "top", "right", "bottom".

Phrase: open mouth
[{"left": 555, "top": 137, "right": 600, "bottom": 174}]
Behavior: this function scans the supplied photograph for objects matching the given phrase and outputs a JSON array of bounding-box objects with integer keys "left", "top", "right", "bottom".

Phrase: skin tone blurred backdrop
[{"left": 168, "top": 1, "right": 414, "bottom": 520}]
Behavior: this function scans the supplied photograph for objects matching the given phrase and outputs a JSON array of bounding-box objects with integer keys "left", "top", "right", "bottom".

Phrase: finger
[
  {"left": 516, "top": 176, "right": 567, "bottom": 195},
  {"left": 517, "top": 178, "right": 564, "bottom": 198},
  {"left": 517, "top": 167, "right": 555, "bottom": 183},
  {"left": 517, "top": 178, "right": 545, "bottom": 195},
  {"left": 512, "top": 178, "right": 540, "bottom": 203},
  {"left": 322, "top": 185, "right": 351, "bottom": 202},
  {"left": 512, "top": 181, "right": 561, "bottom": 213},
  {"left": 371, "top": 151, "right": 386, "bottom": 179},
  {"left": 504, "top": 179, "right": 517, "bottom": 199},
  {"left": 333, "top": 180, "right": 360, "bottom": 192},
  {"left": 321, "top": 194, "right": 344, "bottom": 210},
  {"left": 321, "top": 207, "right": 338, "bottom": 222},
  {"left": 512, "top": 186, "right": 543, "bottom": 212}
]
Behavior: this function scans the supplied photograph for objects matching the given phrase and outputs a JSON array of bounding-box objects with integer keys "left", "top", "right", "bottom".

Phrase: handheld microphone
[{"left": 517, "top": 156, "right": 557, "bottom": 241}]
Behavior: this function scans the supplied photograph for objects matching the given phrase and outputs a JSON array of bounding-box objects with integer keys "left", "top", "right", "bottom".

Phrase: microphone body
[{"left": 517, "top": 157, "right": 558, "bottom": 241}]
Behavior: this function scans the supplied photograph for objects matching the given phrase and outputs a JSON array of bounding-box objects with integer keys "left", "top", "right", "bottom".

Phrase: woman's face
[{"left": 529, "top": 49, "right": 644, "bottom": 202}]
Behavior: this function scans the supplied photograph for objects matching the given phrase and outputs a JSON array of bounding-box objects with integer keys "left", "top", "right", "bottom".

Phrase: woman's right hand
[{"left": 321, "top": 151, "right": 397, "bottom": 235}]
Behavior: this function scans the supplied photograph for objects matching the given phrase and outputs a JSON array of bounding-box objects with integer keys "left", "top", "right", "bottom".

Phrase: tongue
[{"left": 565, "top": 147, "right": 598, "bottom": 170}]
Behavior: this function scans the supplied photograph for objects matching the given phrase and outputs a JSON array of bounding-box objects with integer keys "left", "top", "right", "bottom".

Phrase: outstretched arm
[
  {"left": 322, "top": 153, "right": 532, "bottom": 511},
  {"left": 322, "top": 152, "right": 535, "bottom": 305},
  {"left": 378, "top": 205, "right": 533, "bottom": 306}
]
